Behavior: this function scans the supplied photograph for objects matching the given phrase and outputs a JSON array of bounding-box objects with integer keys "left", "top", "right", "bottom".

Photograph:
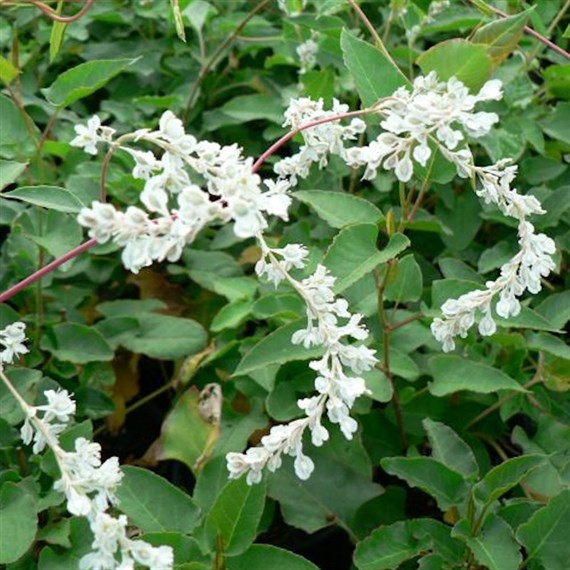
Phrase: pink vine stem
[
  {"left": 0, "top": 238, "right": 98, "bottom": 303},
  {"left": 0, "top": 108, "right": 369, "bottom": 304}
]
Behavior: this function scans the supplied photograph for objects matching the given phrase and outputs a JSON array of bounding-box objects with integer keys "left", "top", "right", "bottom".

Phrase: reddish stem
[
  {"left": 251, "top": 109, "right": 369, "bottom": 173},
  {"left": 0, "top": 238, "right": 98, "bottom": 303},
  {"left": 1, "top": 109, "right": 371, "bottom": 304}
]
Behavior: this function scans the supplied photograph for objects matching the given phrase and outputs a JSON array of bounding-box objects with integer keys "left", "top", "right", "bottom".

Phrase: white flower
[
  {"left": 0, "top": 321, "right": 28, "bottom": 364},
  {"left": 297, "top": 37, "right": 318, "bottom": 74},
  {"left": 36, "top": 389, "right": 76, "bottom": 423},
  {"left": 70, "top": 116, "right": 114, "bottom": 155}
]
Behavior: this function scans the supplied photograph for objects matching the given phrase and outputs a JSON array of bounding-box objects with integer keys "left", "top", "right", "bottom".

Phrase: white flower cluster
[
  {"left": 344, "top": 71, "right": 503, "bottom": 182},
  {"left": 296, "top": 35, "right": 318, "bottom": 75},
  {"left": 226, "top": 238, "right": 377, "bottom": 484},
  {"left": 1, "top": 324, "right": 173, "bottom": 570},
  {"left": 0, "top": 321, "right": 28, "bottom": 364},
  {"left": 430, "top": 162, "right": 555, "bottom": 351},
  {"left": 274, "top": 97, "right": 366, "bottom": 185},
  {"left": 75, "top": 111, "right": 291, "bottom": 273}
]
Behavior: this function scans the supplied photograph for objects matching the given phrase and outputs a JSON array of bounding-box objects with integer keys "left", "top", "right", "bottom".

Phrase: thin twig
[
  {"left": 465, "top": 374, "right": 543, "bottom": 430},
  {"left": 373, "top": 265, "right": 409, "bottom": 449},
  {"left": 18, "top": 0, "right": 95, "bottom": 23},
  {"left": 182, "top": 0, "right": 271, "bottom": 122}
]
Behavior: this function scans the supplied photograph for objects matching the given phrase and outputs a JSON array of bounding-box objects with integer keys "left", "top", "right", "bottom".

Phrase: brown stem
[
  {"left": 465, "top": 374, "right": 543, "bottom": 430},
  {"left": 386, "top": 312, "right": 424, "bottom": 332},
  {"left": 22, "top": 0, "right": 95, "bottom": 23},
  {"left": 182, "top": 0, "right": 271, "bottom": 122},
  {"left": 346, "top": 0, "right": 408, "bottom": 79},
  {"left": 373, "top": 265, "right": 409, "bottom": 449}
]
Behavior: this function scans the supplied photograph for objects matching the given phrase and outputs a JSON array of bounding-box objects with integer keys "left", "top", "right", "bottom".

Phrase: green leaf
[
  {"left": 294, "top": 190, "right": 384, "bottom": 229},
  {"left": 205, "top": 477, "right": 266, "bottom": 556},
  {"left": 170, "top": 0, "right": 186, "bottom": 41},
  {"left": 30, "top": 210, "right": 83, "bottom": 259},
  {"left": 115, "top": 466, "right": 200, "bottom": 534},
  {"left": 0, "top": 55, "right": 19, "bottom": 85},
  {"left": 354, "top": 521, "right": 429, "bottom": 570},
  {"left": 157, "top": 388, "right": 219, "bottom": 474},
  {"left": 417, "top": 39, "right": 492, "bottom": 91},
  {"left": 473, "top": 455, "right": 545, "bottom": 507},
  {"left": 121, "top": 314, "right": 207, "bottom": 360},
  {"left": 268, "top": 431, "right": 382, "bottom": 534},
  {"left": 0, "top": 482, "right": 37, "bottom": 564},
  {"left": 251, "top": 294, "right": 304, "bottom": 320},
  {"left": 384, "top": 254, "right": 423, "bottom": 303},
  {"left": 540, "top": 102, "right": 570, "bottom": 145},
  {"left": 0, "top": 368, "right": 42, "bottom": 425},
  {"left": 0, "top": 160, "right": 27, "bottom": 190},
  {"left": 527, "top": 332, "right": 570, "bottom": 360},
  {"left": 323, "top": 225, "right": 409, "bottom": 293},
  {"left": 428, "top": 355, "right": 526, "bottom": 396},
  {"left": 340, "top": 29, "right": 407, "bottom": 107},
  {"left": 40, "top": 323, "right": 114, "bottom": 363},
  {"left": 49, "top": 3, "right": 67, "bottom": 63},
  {"left": 381, "top": 457, "right": 468, "bottom": 511},
  {"left": 423, "top": 419, "right": 479, "bottom": 480},
  {"left": 41, "top": 58, "right": 138, "bottom": 108},
  {"left": 37, "top": 518, "right": 92, "bottom": 570},
  {"left": 471, "top": 8, "right": 534, "bottom": 68},
  {"left": 226, "top": 545, "right": 319, "bottom": 570},
  {"left": 211, "top": 300, "right": 254, "bottom": 332},
  {"left": 0, "top": 95, "right": 38, "bottom": 159},
  {"left": 4, "top": 186, "right": 85, "bottom": 213},
  {"left": 452, "top": 514, "right": 521, "bottom": 570},
  {"left": 535, "top": 290, "right": 570, "bottom": 330},
  {"left": 355, "top": 519, "right": 464, "bottom": 570},
  {"left": 234, "top": 319, "right": 324, "bottom": 377},
  {"left": 516, "top": 489, "right": 570, "bottom": 570}
]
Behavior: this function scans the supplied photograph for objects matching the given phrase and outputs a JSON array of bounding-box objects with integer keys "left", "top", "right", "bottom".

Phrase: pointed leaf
[
  {"left": 226, "top": 545, "right": 319, "bottom": 570},
  {"left": 516, "top": 489, "right": 570, "bottom": 570},
  {"left": 0, "top": 482, "right": 37, "bottom": 564},
  {"left": 4, "top": 185, "right": 85, "bottom": 213},
  {"left": 115, "top": 466, "right": 200, "bottom": 534},
  {"left": 234, "top": 319, "right": 324, "bottom": 377},
  {"left": 452, "top": 514, "right": 521, "bottom": 570},
  {"left": 340, "top": 29, "right": 407, "bottom": 107},
  {"left": 323, "top": 225, "right": 409, "bottom": 294},
  {"left": 423, "top": 419, "right": 479, "bottom": 480},
  {"left": 355, "top": 518, "right": 464, "bottom": 570},
  {"left": 428, "top": 355, "right": 526, "bottom": 396},
  {"left": 354, "top": 520, "right": 429, "bottom": 570},
  {"left": 40, "top": 323, "right": 114, "bottom": 364},
  {"left": 381, "top": 456, "right": 468, "bottom": 511},
  {"left": 294, "top": 190, "right": 383, "bottom": 229},
  {"left": 121, "top": 314, "right": 207, "bottom": 360},
  {"left": 205, "top": 477, "right": 266, "bottom": 556},
  {"left": 42, "top": 58, "right": 138, "bottom": 108},
  {"left": 417, "top": 39, "right": 492, "bottom": 91},
  {"left": 471, "top": 8, "right": 534, "bottom": 68},
  {"left": 473, "top": 455, "right": 545, "bottom": 507},
  {"left": 0, "top": 160, "right": 27, "bottom": 190}
]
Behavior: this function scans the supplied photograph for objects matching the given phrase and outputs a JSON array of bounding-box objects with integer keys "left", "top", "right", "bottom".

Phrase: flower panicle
[
  {"left": 0, "top": 322, "right": 174, "bottom": 570},
  {"left": 226, "top": 240, "right": 376, "bottom": 484}
]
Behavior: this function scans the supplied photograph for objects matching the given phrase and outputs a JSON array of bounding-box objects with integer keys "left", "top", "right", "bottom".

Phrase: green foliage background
[{"left": 0, "top": 0, "right": 568, "bottom": 568}]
